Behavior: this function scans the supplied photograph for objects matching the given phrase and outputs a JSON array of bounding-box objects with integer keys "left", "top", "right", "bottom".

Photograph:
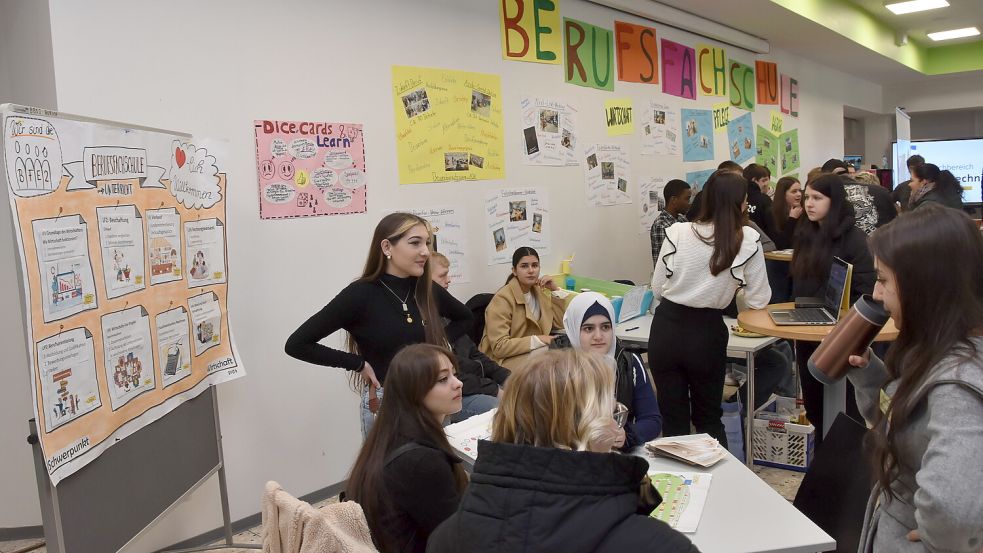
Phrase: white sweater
[{"left": 651, "top": 222, "right": 771, "bottom": 310}]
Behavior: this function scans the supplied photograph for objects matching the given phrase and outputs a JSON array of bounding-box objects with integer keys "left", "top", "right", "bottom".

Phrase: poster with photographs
[
  {"left": 780, "top": 128, "right": 801, "bottom": 175},
  {"left": 1, "top": 106, "right": 243, "bottom": 485},
  {"left": 756, "top": 125, "right": 779, "bottom": 177},
  {"left": 685, "top": 168, "right": 716, "bottom": 195},
  {"left": 640, "top": 102, "right": 680, "bottom": 156},
  {"left": 681, "top": 109, "right": 715, "bottom": 162},
  {"left": 406, "top": 207, "right": 470, "bottom": 284},
  {"left": 519, "top": 96, "right": 578, "bottom": 166},
  {"left": 392, "top": 66, "right": 504, "bottom": 184},
  {"left": 484, "top": 188, "right": 550, "bottom": 265},
  {"left": 584, "top": 144, "right": 632, "bottom": 207},
  {"left": 726, "top": 112, "right": 755, "bottom": 165},
  {"left": 638, "top": 176, "right": 669, "bottom": 235}
]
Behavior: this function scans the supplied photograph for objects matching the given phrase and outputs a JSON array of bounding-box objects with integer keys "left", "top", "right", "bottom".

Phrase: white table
[
  {"left": 617, "top": 315, "right": 779, "bottom": 467},
  {"left": 638, "top": 444, "right": 835, "bottom": 553}
]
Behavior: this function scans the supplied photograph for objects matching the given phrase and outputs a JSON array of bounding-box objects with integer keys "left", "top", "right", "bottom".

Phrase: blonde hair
[
  {"left": 492, "top": 350, "right": 614, "bottom": 451},
  {"left": 430, "top": 252, "right": 450, "bottom": 268},
  {"left": 853, "top": 171, "right": 879, "bottom": 186}
]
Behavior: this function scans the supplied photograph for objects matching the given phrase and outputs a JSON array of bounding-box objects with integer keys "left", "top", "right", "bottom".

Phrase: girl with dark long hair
[
  {"left": 771, "top": 176, "right": 802, "bottom": 250},
  {"left": 346, "top": 344, "right": 468, "bottom": 553},
  {"left": 285, "top": 213, "right": 472, "bottom": 436},
  {"left": 909, "top": 162, "right": 963, "bottom": 210},
  {"left": 648, "top": 171, "right": 771, "bottom": 446},
  {"left": 845, "top": 205, "right": 983, "bottom": 552},
  {"left": 791, "top": 174, "right": 875, "bottom": 441}
]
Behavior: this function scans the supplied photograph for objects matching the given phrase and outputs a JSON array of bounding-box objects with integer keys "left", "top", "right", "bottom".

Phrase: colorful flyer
[
  {"left": 584, "top": 144, "right": 632, "bottom": 207},
  {"left": 392, "top": 66, "right": 504, "bottom": 184},
  {"left": 681, "top": 109, "right": 714, "bottom": 162},
  {"left": 146, "top": 208, "right": 183, "bottom": 285},
  {"left": 727, "top": 112, "right": 755, "bottom": 165},
  {"left": 485, "top": 188, "right": 550, "bottom": 265},
  {"left": 254, "top": 120, "right": 367, "bottom": 219},
  {"left": 756, "top": 126, "right": 779, "bottom": 176},
  {"left": 640, "top": 102, "right": 680, "bottom": 156},
  {"left": 520, "top": 97, "right": 578, "bottom": 166},
  {"left": 638, "top": 175, "right": 668, "bottom": 235},
  {"left": 32, "top": 215, "right": 98, "bottom": 323},
  {"left": 184, "top": 218, "right": 226, "bottom": 287},
  {"left": 156, "top": 306, "right": 191, "bottom": 387},
  {"left": 189, "top": 291, "right": 222, "bottom": 357}
]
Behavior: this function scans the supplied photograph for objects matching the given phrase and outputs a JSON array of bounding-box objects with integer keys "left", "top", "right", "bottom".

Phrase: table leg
[{"left": 745, "top": 351, "right": 755, "bottom": 468}]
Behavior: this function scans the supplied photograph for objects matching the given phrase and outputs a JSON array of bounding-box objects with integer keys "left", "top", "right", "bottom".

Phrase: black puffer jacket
[{"left": 427, "top": 441, "right": 700, "bottom": 553}]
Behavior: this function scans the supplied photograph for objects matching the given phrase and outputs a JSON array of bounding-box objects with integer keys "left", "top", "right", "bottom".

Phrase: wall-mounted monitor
[{"left": 893, "top": 138, "right": 983, "bottom": 204}]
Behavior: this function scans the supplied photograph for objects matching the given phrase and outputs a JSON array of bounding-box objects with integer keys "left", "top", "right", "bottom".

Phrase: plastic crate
[{"left": 752, "top": 396, "right": 815, "bottom": 472}]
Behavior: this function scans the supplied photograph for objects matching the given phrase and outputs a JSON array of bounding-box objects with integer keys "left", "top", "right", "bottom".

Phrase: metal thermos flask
[{"left": 807, "top": 295, "right": 890, "bottom": 385}]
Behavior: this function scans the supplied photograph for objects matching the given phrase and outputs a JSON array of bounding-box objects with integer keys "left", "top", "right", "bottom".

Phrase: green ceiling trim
[{"left": 768, "top": 0, "right": 983, "bottom": 75}]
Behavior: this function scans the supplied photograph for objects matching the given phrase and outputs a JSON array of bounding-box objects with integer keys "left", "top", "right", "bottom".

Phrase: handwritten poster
[
  {"left": 712, "top": 102, "right": 730, "bottom": 132},
  {"left": 520, "top": 96, "right": 578, "bottom": 166},
  {"left": 584, "top": 144, "right": 631, "bottom": 207},
  {"left": 638, "top": 175, "right": 668, "bottom": 235},
  {"left": 756, "top": 125, "right": 779, "bottom": 177},
  {"left": 681, "top": 109, "right": 714, "bottom": 162},
  {"left": 406, "top": 207, "right": 470, "bottom": 284},
  {"left": 770, "top": 111, "right": 784, "bottom": 133},
  {"left": 726, "top": 112, "right": 755, "bottom": 165},
  {"left": 254, "top": 120, "right": 367, "bottom": 219},
  {"left": 392, "top": 66, "right": 504, "bottom": 184},
  {"left": 485, "top": 188, "right": 550, "bottom": 265},
  {"left": 640, "top": 102, "right": 680, "bottom": 156},
  {"left": 2, "top": 106, "right": 243, "bottom": 485},
  {"left": 604, "top": 98, "right": 634, "bottom": 136}
]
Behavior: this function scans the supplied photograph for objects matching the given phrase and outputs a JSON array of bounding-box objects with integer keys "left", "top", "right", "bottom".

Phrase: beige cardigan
[
  {"left": 262, "top": 481, "right": 378, "bottom": 553},
  {"left": 479, "top": 278, "right": 572, "bottom": 370}
]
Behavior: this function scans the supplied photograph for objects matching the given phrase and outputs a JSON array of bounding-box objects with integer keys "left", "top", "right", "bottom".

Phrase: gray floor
[{"left": 0, "top": 470, "right": 801, "bottom": 553}]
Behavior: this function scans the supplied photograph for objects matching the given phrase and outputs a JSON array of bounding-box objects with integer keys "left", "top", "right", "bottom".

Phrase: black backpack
[{"left": 465, "top": 293, "right": 494, "bottom": 344}]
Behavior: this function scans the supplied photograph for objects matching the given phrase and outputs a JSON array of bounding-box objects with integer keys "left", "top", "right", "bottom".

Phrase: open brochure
[
  {"left": 648, "top": 471, "right": 712, "bottom": 533},
  {"left": 445, "top": 408, "right": 496, "bottom": 462},
  {"left": 645, "top": 434, "right": 726, "bottom": 467}
]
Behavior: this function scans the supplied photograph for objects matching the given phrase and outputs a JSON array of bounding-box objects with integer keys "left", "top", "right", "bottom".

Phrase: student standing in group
[
  {"left": 909, "top": 162, "right": 964, "bottom": 210},
  {"left": 685, "top": 160, "right": 742, "bottom": 220},
  {"left": 346, "top": 344, "right": 468, "bottom": 553},
  {"left": 427, "top": 350, "right": 699, "bottom": 553},
  {"left": 561, "top": 292, "right": 663, "bottom": 450},
  {"left": 650, "top": 179, "right": 691, "bottom": 269},
  {"left": 743, "top": 163, "right": 776, "bottom": 239},
  {"left": 845, "top": 205, "right": 983, "bottom": 553},
  {"left": 430, "top": 253, "right": 508, "bottom": 422},
  {"left": 823, "top": 158, "right": 895, "bottom": 233},
  {"left": 891, "top": 154, "right": 924, "bottom": 211},
  {"left": 791, "top": 174, "right": 875, "bottom": 441},
  {"left": 285, "top": 213, "right": 473, "bottom": 437},
  {"left": 649, "top": 171, "right": 771, "bottom": 447},
  {"left": 480, "top": 247, "right": 573, "bottom": 370}
]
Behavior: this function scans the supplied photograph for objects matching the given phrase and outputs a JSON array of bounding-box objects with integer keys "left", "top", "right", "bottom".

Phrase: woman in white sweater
[{"left": 648, "top": 171, "right": 771, "bottom": 447}]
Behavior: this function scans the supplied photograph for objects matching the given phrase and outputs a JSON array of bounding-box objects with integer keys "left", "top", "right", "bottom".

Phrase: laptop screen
[{"left": 823, "top": 258, "right": 849, "bottom": 316}]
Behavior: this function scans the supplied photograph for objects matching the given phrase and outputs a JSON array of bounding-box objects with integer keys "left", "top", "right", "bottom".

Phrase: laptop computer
[{"left": 768, "top": 257, "right": 851, "bottom": 325}]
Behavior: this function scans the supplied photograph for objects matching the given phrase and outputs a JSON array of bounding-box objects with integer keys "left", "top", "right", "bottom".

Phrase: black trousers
[
  {"left": 795, "top": 341, "right": 861, "bottom": 446},
  {"left": 648, "top": 299, "right": 728, "bottom": 448}
]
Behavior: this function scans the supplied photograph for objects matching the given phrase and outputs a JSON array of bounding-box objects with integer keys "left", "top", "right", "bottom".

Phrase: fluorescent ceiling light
[
  {"left": 885, "top": 0, "right": 949, "bottom": 15},
  {"left": 927, "top": 26, "right": 981, "bottom": 41}
]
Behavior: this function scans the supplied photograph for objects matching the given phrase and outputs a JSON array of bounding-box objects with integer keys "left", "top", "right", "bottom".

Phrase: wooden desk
[
  {"left": 763, "top": 249, "right": 793, "bottom": 262},
  {"left": 737, "top": 303, "right": 899, "bottom": 435}
]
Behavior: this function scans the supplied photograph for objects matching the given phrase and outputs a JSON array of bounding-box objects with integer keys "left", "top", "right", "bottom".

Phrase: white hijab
[{"left": 563, "top": 292, "right": 617, "bottom": 362}]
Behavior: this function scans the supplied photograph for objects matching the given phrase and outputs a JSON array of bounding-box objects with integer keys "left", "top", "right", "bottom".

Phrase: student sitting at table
[
  {"left": 430, "top": 253, "right": 508, "bottom": 423},
  {"left": 346, "top": 344, "right": 467, "bottom": 553},
  {"left": 560, "top": 292, "right": 663, "bottom": 450},
  {"left": 479, "top": 247, "right": 573, "bottom": 370},
  {"left": 649, "top": 170, "right": 771, "bottom": 448},
  {"left": 650, "top": 179, "right": 692, "bottom": 269},
  {"left": 846, "top": 205, "right": 983, "bottom": 553},
  {"left": 427, "top": 350, "right": 699, "bottom": 553}
]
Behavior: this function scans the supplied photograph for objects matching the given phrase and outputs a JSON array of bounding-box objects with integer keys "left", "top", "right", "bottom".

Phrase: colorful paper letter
[
  {"left": 755, "top": 61, "right": 779, "bottom": 105},
  {"left": 564, "top": 18, "right": 614, "bottom": 91},
  {"left": 661, "top": 39, "right": 696, "bottom": 100},
  {"left": 614, "top": 21, "right": 658, "bottom": 84},
  {"left": 781, "top": 74, "right": 799, "bottom": 117},
  {"left": 729, "top": 60, "right": 755, "bottom": 111},
  {"left": 500, "top": 0, "right": 561, "bottom": 64},
  {"left": 697, "top": 44, "right": 727, "bottom": 96}
]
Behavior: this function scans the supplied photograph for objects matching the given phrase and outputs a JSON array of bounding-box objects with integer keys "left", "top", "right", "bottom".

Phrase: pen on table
[{"left": 625, "top": 326, "right": 640, "bottom": 331}]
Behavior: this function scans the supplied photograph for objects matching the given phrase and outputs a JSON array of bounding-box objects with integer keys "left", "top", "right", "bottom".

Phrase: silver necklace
[{"left": 379, "top": 279, "right": 414, "bottom": 324}]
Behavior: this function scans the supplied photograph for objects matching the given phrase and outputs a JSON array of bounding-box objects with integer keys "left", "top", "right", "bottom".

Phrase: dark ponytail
[
  {"left": 913, "top": 163, "right": 963, "bottom": 200},
  {"left": 506, "top": 247, "right": 539, "bottom": 284}
]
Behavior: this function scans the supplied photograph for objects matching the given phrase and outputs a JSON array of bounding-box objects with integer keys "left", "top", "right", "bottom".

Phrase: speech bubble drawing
[
  {"left": 264, "top": 182, "right": 295, "bottom": 204},
  {"left": 310, "top": 168, "right": 337, "bottom": 190},
  {"left": 340, "top": 168, "right": 365, "bottom": 189},
  {"left": 324, "top": 188, "right": 354, "bottom": 209},
  {"left": 289, "top": 138, "right": 317, "bottom": 159},
  {"left": 322, "top": 149, "right": 354, "bottom": 170},
  {"left": 168, "top": 141, "right": 222, "bottom": 209},
  {"left": 270, "top": 138, "right": 288, "bottom": 157},
  {"left": 4, "top": 116, "right": 63, "bottom": 197}
]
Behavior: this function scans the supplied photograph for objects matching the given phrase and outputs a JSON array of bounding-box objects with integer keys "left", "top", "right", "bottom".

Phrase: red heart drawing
[{"left": 175, "top": 147, "right": 187, "bottom": 168}]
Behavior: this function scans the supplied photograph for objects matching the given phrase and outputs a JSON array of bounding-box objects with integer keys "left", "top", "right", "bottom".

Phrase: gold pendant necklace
[{"left": 380, "top": 279, "right": 414, "bottom": 324}]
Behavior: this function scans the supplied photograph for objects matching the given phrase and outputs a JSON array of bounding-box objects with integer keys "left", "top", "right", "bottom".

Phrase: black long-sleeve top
[{"left": 284, "top": 273, "right": 473, "bottom": 384}]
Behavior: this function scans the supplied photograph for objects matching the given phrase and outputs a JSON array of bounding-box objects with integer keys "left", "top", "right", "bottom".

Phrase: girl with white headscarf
[{"left": 563, "top": 292, "right": 663, "bottom": 450}]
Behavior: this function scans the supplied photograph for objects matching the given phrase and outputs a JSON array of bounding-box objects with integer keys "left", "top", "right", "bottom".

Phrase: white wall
[
  {"left": 884, "top": 72, "right": 983, "bottom": 114},
  {"left": 0, "top": 0, "right": 56, "bottom": 530},
  {"left": 0, "top": 0, "right": 883, "bottom": 547},
  {"left": 910, "top": 108, "right": 983, "bottom": 140}
]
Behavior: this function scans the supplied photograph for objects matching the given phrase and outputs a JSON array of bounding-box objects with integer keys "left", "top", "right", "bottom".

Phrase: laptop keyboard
[{"left": 788, "top": 308, "right": 832, "bottom": 323}]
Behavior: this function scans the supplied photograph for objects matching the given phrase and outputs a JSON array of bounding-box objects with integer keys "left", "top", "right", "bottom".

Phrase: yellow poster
[
  {"left": 712, "top": 102, "right": 730, "bottom": 132},
  {"left": 771, "top": 111, "right": 784, "bottom": 133},
  {"left": 604, "top": 98, "right": 634, "bottom": 136},
  {"left": 500, "top": 0, "right": 562, "bottom": 64},
  {"left": 392, "top": 66, "right": 504, "bottom": 184}
]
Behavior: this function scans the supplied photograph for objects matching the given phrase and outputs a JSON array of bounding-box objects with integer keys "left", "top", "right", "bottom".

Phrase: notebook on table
[{"left": 768, "top": 257, "right": 852, "bottom": 326}]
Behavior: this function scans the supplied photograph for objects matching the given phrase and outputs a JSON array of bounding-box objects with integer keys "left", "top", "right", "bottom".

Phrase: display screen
[{"left": 893, "top": 138, "right": 983, "bottom": 204}]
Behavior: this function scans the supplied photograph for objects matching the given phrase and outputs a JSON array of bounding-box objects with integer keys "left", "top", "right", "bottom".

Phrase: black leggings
[{"left": 648, "top": 299, "right": 728, "bottom": 448}]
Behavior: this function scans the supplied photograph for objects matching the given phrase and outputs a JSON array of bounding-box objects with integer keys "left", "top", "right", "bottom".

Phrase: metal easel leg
[{"left": 745, "top": 352, "right": 755, "bottom": 468}]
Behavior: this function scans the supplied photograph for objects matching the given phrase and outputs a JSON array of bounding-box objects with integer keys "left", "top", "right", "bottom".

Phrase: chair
[
  {"left": 262, "top": 481, "right": 378, "bottom": 553},
  {"left": 465, "top": 293, "right": 494, "bottom": 344}
]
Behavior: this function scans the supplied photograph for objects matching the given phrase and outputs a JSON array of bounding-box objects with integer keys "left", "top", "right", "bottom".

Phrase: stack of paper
[{"left": 645, "top": 434, "right": 726, "bottom": 467}]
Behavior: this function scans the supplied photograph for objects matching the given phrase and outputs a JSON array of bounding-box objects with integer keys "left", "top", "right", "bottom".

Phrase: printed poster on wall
[
  {"left": 254, "top": 120, "right": 367, "bottom": 219},
  {"left": 519, "top": 97, "right": 578, "bottom": 166},
  {"left": 756, "top": 125, "right": 779, "bottom": 176},
  {"left": 2, "top": 105, "right": 244, "bottom": 485},
  {"left": 640, "top": 102, "right": 679, "bottom": 156},
  {"left": 638, "top": 175, "right": 668, "bottom": 235},
  {"left": 681, "top": 109, "right": 714, "bottom": 162},
  {"left": 406, "top": 207, "right": 470, "bottom": 284},
  {"left": 392, "top": 66, "right": 504, "bottom": 184},
  {"left": 685, "top": 168, "right": 716, "bottom": 194},
  {"left": 726, "top": 112, "right": 755, "bottom": 165},
  {"left": 780, "top": 129, "right": 800, "bottom": 175},
  {"left": 485, "top": 188, "right": 550, "bottom": 265},
  {"left": 584, "top": 144, "right": 632, "bottom": 207}
]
